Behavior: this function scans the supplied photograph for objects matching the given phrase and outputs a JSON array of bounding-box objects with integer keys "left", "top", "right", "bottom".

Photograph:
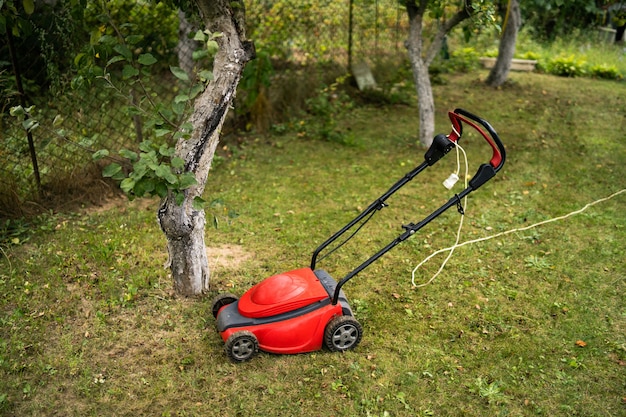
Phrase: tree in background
[
  {"left": 403, "top": 0, "right": 495, "bottom": 147},
  {"left": 485, "top": 0, "right": 521, "bottom": 87}
]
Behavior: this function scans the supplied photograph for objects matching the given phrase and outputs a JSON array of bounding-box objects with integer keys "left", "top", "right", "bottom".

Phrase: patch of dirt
[{"left": 206, "top": 244, "right": 253, "bottom": 270}]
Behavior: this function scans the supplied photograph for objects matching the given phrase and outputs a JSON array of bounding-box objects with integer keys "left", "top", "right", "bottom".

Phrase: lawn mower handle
[
  {"left": 450, "top": 108, "right": 506, "bottom": 173},
  {"left": 306, "top": 109, "right": 506, "bottom": 305}
]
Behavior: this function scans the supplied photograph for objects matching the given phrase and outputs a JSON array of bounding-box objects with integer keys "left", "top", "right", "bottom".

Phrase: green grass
[{"left": 1, "top": 71, "right": 625, "bottom": 416}]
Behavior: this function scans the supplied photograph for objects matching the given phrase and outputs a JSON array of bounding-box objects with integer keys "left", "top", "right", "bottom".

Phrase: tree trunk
[
  {"left": 405, "top": 6, "right": 435, "bottom": 148},
  {"left": 486, "top": 0, "right": 521, "bottom": 87},
  {"left": 405, "top": 1, "right": 472, "bottom": 147},
  {"left": 158, "top": 0, "right": 254, "bottom": 297}
]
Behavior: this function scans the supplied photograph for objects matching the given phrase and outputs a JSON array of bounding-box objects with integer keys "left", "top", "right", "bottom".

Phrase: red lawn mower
[{"left": 211, "top": 108, "right": 506, "bottom": 361}]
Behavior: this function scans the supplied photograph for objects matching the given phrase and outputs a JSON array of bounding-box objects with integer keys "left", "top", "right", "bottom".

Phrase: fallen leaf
[
  {"left": 391, "top": 293, "right": 401, "bottom": 299},
  {"left": 575, "top": 340, "right": 587, "bottom": 348}
]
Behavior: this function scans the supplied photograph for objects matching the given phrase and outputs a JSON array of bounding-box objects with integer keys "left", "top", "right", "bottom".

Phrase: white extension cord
[
  {"left": 411, "top": 156, "right": 626, "bottom": 288},
  {"left": 411, "top": 141, "right": 470, "bottom": 288}
]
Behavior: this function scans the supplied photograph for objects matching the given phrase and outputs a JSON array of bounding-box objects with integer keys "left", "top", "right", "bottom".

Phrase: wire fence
[{"left": 0, "top": 0, "right": 408, "bottom": 217}]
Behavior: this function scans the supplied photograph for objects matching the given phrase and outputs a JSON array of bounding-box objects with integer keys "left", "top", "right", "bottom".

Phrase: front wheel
[
  {"left": 324, "top": 315, "right": 363, "bottom": 352},
  {"left": 225, "top": 331, "right": 259, "bottom": 362}
]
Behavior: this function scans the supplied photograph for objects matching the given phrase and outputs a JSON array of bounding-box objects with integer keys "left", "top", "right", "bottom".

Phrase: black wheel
[
  {"left": 210, "top": 293, "right": 238, "bottom": 318},
  {"left": 225, "top": 331, "right": 259, "bottom": 362},
  {"left": 324, "top": 315, "right": 363, "bottom": 352}
]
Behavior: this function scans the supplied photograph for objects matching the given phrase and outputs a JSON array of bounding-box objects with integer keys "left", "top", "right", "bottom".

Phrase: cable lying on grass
[{"left": 412, "top": 188, "right": 626, "bottom": 288}]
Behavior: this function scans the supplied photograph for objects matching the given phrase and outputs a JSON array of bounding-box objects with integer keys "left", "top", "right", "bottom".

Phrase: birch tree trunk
[
  {"left": 158, "top": 0, "right": 254, "bottom": 297},
  {"left": 485, "top": 0, "right": 521, "bottom": 87},
  {"left": 405, "top": 1, "right": 472, "bottom": 147}
]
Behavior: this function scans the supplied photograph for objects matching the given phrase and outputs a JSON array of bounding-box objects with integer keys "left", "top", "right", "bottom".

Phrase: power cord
[
  {"left": 412, "top": 187, "right": 626, "bottom": 287},
  {"left": 412, "top": 141, "right": 470, "bottom": 288}
]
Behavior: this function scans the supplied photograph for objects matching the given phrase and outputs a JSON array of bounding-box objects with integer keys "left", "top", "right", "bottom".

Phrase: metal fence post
[{"left": 6, "top": 29, "right": 43, "bottom": 199}]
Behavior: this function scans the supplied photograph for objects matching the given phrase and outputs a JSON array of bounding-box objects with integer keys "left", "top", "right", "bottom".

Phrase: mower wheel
[
  {"left": 225, "top": 330, "right": 259, "bottom": 362},
  {"left": 211, "top": 293, "right": 238, "bottom": 318},
  {"left": 324, "top": 315, "right": 363, "bottom": 352}
]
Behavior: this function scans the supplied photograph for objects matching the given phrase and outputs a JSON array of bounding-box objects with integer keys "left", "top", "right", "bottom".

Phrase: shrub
[
  {"left": 588, "top": 63, "right": 623, "bottom": 80},
  {"left": 449, "top": 47, "right": 481, "bottom": 73},
  {"left": 545, "top": 55, "right": 587, "bottom": 77}
]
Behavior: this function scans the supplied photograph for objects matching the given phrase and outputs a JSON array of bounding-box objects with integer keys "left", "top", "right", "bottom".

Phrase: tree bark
[
  {"left": 158, "top": 0, "right": 254, "bottom": 297},
  {"left": 486, "top": 0, "right": 521, "bottom": 87},
  {"left": 405, "top": 1, "right": 472, "bottom": 147}
]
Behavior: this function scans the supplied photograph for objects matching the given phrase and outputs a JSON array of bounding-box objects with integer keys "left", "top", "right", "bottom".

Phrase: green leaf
[
  {"left": 114, "top": 44, "right": 133, "bottom": 61},
  {"left": 192, "top": 49, "right": 209, "bottom": 60},
  {"left": 170, "top": 66, "right": 189, "bottom": 82},
  {"left": 155, "top": 165, "right": 177, "bottom": 184},
  {"left": 120, "top": 178, "right": 135, "bottom": 194},
  {"left": 52, "top": 114, "right": 64, "bottom": 127},
  {"left": 70, "top": 76, "right": 84, "bottom": 90},
  {"left": 126, "top": 35, "right": 144, "bottom": 45},
  {"left": 207, "top": 40, "right": 219, "bottom": 55},
  {"left": 175, "top": 192, "right": 185, "bottom": 206},
  {"left": 132, "top": 163, "right": 147, "bottom": 180},
  {"left": 171, "top": 157, "right": 185, "bottom": 169},
  {"left": 98, "top": 34, "right": 117, "bottom": 46},
  {"left": 159, "top": 144, "right": 174, "bottom": 157},
  {"left": 189, "top": 83, "right": 205, "bottom": 100},
  {"left": 193, "top": 30, "right": 207, "bottom": 42},
  {"left": 178, "top": 172, "right": 197, "bottom": 190},
  {"left": 192, "top": 196, "right": 206, "bottom": 210},
  {"left": 9, "top": 106, "right": 24, "bottom": 117},
  {"left": 171, "top": 101, "right": 186, "bottom": 116},
  {"left": 23, "top": 0, "right": 35, "bottom": 14},
  {"left": 138, "top": 53, "right": 157, "bottom": 66},
  {"left": 155, "top": 182, "right": 168, "bottom": 198},
  {"left": 106, "top": 55, "right": 126, "bottom": 66},
  {"left": 74, "top": 53, "right": 86, "bottom": 67},
  {"left": 155, "top": 128, "right": 172, "bottom": 137},
  {"left": 134, "top": 178, "right": 155, "bottom": 196},
  {"left": 92, "top": 149, "right": 109, "bottom": 161},
  {"left": 174, "top": 94, "right": 190, "bottom": 103},
  {"left": 122, "top": 65, "right": 139, "bottom": 79},
  {"left": 119, "top": 149, "right": 138, "bottom": 162},
  {"left": 198, "top": 70, "right": 213, "bottom": 82},
  {"left": 180, "top": 122, "right": 194, "bottom": 133},
  {"left": 102, "top": 163, "right": 122, "bottom": 178},
  {"left": 138, "top": 141, "right": 153, "bottom": 152},
  {"left": 22, "top": 119, "right": 39, "bottom": 131}
]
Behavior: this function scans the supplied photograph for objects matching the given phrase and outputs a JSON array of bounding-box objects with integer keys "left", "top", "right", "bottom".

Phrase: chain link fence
[{"left": 0, "top": 0, "right": 408, "bottom": 217}]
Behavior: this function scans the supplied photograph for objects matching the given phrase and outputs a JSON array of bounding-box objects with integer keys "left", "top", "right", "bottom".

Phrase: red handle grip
[{"left": 447, "top": 109, "right": 506, "bottom": 172}]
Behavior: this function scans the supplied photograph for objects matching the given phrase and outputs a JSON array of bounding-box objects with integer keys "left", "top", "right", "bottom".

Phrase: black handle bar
[{"left": 306, "top": 109, "right": 507, "bottom": 305}]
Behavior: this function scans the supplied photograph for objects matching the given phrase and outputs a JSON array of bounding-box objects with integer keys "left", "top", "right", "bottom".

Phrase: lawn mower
[{"left": 210, "top": 108, "right": 506, "bottom": 361}]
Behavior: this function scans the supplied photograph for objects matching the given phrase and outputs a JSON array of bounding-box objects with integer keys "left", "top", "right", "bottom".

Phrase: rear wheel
[
  {"left": 324, "top": 315, "right": 363, "bottom": 352},
  {"left": 225, "top": 331, "right": 259, "bottom": 362},
  {"left": 210, "top": 293, "right": 238, "bottom": 318}
]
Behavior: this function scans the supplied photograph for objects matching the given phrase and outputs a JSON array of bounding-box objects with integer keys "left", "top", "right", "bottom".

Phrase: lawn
[{"left": 1, "top": 70, "right": 625, "bottom": 416}]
